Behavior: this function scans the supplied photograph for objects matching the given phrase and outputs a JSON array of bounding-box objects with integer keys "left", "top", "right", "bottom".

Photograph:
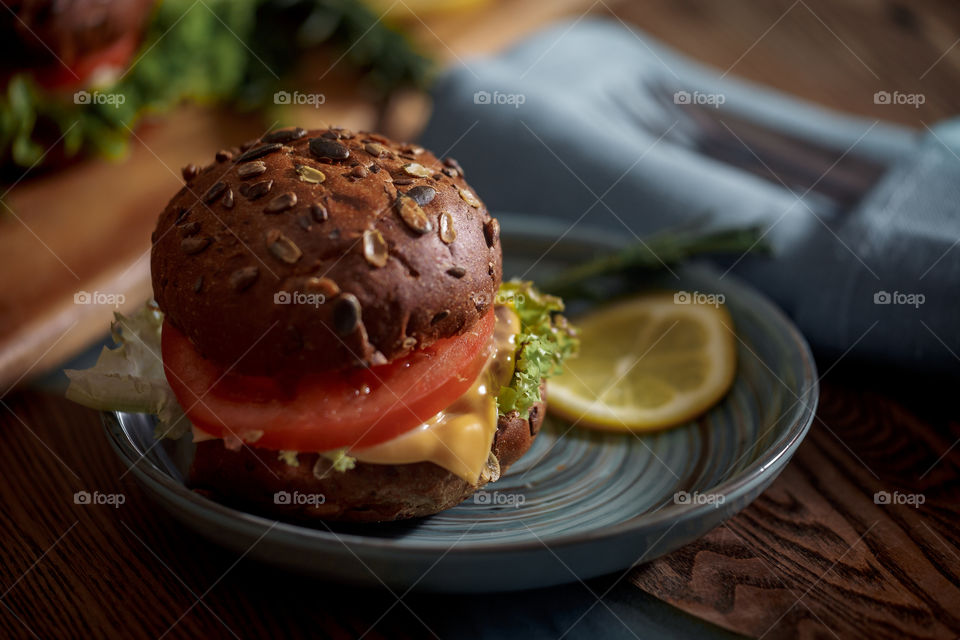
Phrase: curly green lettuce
[
  {"left": 64, "top": 302, "right": 189, "bottom": 440},
  {"left": 496, "top": 281, "right": 579, "bottom": 419}
]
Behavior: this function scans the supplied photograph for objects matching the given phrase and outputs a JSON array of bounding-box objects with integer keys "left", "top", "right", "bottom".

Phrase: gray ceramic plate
[{"left": 104, "top": 217, "right": 818, "bottom": 593}]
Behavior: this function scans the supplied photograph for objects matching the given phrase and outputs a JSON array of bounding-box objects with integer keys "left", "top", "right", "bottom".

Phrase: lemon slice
[{"left": 548, "top": 292, "right": 737, "bottom": 431}]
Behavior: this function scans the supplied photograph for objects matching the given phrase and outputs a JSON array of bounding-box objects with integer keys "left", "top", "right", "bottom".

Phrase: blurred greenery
[{"left": 0, "top": 0, "right": 432, "bottom": 168}]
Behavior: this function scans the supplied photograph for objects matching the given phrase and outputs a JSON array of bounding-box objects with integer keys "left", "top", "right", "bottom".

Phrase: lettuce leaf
[
  {"left": 277, "top": 450, "right": 300, "bottom": 466},
  {"left": 322, "top": 448, "right": 357, "bottom": 472},
  {"left": 496, "top": 281, "right": 578, "bottom": 418},
  {"left": 64, "top": 302, "right": 189, "bottom": 440},
  {"left": 65, "top": 283, "right": 578, "bottom": 448}
]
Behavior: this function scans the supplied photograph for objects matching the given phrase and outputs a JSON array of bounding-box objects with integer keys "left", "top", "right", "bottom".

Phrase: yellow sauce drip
[{"left": 347, "top": 305, "right": 521, "bottom": 483}]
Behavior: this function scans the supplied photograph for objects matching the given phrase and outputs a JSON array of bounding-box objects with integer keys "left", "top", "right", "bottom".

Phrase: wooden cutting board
[{"left": 0, "top": 108, "right": 262, "bottom": 390}]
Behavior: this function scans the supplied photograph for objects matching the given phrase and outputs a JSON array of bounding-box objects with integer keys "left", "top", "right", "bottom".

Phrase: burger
[
  {"left": 66, "top": 126, "right": 577, "bottom": 522},
  {"left": 0, "top": 0, "right": 428, "bottom": 171},
  {"left": 0, "top": 0, "right": 155, "bottom": 87},
  {"left": 0, "top": 0, "right": 155, "bottom": 169}
]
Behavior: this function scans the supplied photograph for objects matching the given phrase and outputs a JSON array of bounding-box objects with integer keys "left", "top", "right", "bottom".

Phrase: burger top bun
[{"left": 151, "top": 126, "right": 503, "bottom": 375}]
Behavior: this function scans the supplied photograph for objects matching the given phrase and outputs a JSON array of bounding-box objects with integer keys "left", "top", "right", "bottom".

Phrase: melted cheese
[
  {"left": 347, "top": 305, "right": 521, "bottom": 483},
  {"left": 190, "top": 306, "right": 521, "bottom": 483}
]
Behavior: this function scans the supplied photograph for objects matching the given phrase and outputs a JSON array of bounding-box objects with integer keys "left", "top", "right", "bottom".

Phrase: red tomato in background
[{"left": 33, "top": 33, "right": 139, "bottom": 91}]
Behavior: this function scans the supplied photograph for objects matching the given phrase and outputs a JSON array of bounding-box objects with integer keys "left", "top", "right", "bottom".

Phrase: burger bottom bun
[{"left": 188, "top": 387, "right": 547, "bottom": 523}]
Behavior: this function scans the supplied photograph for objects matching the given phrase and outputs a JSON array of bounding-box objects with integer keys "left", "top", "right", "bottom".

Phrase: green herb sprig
[{"left": 543, "top": 225, "right": 768, "bottom": 300}]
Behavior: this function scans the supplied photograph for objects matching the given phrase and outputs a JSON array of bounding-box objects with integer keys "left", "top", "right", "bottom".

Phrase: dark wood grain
[
  {"left": 0, "top": 391, "right": 432, "bottom": 640},
  {"left": 1, "top": 365, "right": 958, "bottom": 639},
  {"left": 633, "top": 375, "right": 960, "bottom": 639},
  {"left": 603, "top": 0, "right": 960, "bottom": 125}
]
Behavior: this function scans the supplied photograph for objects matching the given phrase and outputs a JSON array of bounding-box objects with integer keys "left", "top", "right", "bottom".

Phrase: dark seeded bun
[
  {"left": 151, "top": 126, "right": 502, "bottom": 375},
  {"left": 188, "top": 388, "right": 546, "bottom": 522}
]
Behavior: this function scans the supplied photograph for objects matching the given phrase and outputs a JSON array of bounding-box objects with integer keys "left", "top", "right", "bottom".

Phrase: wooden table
[
  {"left": 2, "top": 1, "right": 959, "bottom": 638},
  {"left": 3, "top": 365, "right": 958, "bottom": 639}
]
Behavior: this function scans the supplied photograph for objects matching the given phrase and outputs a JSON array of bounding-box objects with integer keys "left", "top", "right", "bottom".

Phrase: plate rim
[{"left": 105, "top": 218, "right": 818, "bottom": 555}]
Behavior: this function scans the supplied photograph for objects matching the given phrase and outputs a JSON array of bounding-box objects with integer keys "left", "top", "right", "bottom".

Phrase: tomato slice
[
  {"left": 162, "top": 311, "right": 496, "bottom": 452},
  {"left": 34, "top": 33, "right": 139, "bottom": 91}
]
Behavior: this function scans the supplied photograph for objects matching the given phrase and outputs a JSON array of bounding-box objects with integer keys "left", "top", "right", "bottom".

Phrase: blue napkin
[{"left": 420, "top": 18, "right": 960, "bottom": 374}]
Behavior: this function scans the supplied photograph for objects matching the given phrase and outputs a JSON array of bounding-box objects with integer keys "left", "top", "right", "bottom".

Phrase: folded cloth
[{"left": 419, "top": 18, "right": 960, "bottom": 375}]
